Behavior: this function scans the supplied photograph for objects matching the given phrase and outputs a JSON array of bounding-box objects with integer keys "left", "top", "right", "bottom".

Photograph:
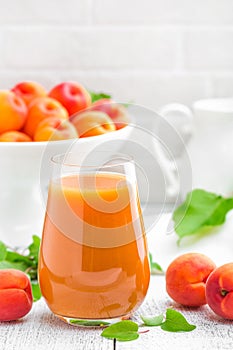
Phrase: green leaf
[
  {"left": 70, "top": 319, "right": 110, "bottom": 326},
  {"left": 101, "top": 320, "right": 139, "bottom": 342},
  {"left": 6, "top": 251, "right": 31, "bottom": 264},
  {"left": 141, "top": 314, "right": 164, "bottom": 326},
  {"left": 0, "top": 260, "right": 28, "bottom": 271},
  {"left": 28, "top": 235, "right": 41, "bottom": 261},
  {"left": 0, "top": 241, "right": 7, "bottom": 261},
  {"left": 160, "top": 309, "right": 196, "bottom": 332},
  {"left": 149, "top": 253, "right": 164, "bottom": 275},
  {"left": 31, "top": 282, "right": 42, "bottom": 302},
  {"left": 89, "top": 91, "right": 111, "bottom": 103},
  {"left": 173, "top": 189, "right": 233, "bottom": 242},
  {"left": 0, "top": 236, "right": 41, "bottom": 282}
]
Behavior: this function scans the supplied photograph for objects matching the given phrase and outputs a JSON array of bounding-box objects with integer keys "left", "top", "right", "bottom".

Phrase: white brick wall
[
  {"left": 184, "top": 29, "right": 233, "bottom": 71},
  {"left": 93, "top": 0, "right": 233, "bottom": 25},
  {"left": 0, "top": 0, "right": 233, "bottom": 204},
  {"left": 0, "top": 0, "right": 91, "bottom": 24},
  {"left": 3, "top": 28, "right": 179, "bottom": 70},
  {"left": 0, "top": 0, "right": 233, "bottom": 109}
]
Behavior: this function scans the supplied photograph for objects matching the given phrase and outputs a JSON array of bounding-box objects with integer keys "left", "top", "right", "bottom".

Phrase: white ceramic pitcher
[{"left": 159, "top": 98, "right": 233, "bottom": 197}]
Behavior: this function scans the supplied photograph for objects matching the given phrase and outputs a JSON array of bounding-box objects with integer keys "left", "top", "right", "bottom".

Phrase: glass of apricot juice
[{"left": 38, "top": 152, "right": 150, "bottom": 326}]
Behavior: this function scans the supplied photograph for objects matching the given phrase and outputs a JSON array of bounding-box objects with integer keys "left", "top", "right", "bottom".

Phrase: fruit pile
[
  {"left": 0, "top": 81, "right": 129, "bottom": 142},
  {"left": 166, "top": 253, "right": 233, "bottom": 320}
]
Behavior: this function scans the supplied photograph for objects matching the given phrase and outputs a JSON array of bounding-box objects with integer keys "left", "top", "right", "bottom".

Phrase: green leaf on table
[
  {"left": 89, "top": 91, "right": 111, "bottom": 103},
  {"left": 141, "top": 314, "right": 164, "bottom": 326},
  {"left": 173, "top": 189, "right": 233, "bottom": 242},
  {"left": 160, "top": 309, "right": 196, "bottom": 333},
  {"left": 31, "top": 282, "right": 42, "bottom": 302},
  {"left": 70, "top": 319, "right": 110, "bottom": 326},
  {"left": 0, "top": 241, "right": 7, "bottom": 261},
  {"left": 0, "top": 260, "right": 28, "bottom": 271},
  {"left": 28, "top": 235, "right": 41, "bottom": 262},
  {"left": 6, "top": 251, "right": 32, "bottom": 264},
  {"left": 149, "top": 253, "right": 164, "bottom": 275},
  {"left": 0, "top": 235, "right": 41, "bottom": 282},
  {"left": 101, "top": 320, "right": 139, "bottom": 342},
  {"left": 26, "top": 235, "right": 41, "bottom": 280}
]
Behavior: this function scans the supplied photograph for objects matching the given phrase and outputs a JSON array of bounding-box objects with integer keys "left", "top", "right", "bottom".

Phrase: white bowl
[{"left": 0, "top": 125, "right": 132, "bottom": 247}]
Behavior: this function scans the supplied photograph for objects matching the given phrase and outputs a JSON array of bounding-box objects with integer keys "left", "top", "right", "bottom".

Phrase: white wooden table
[{"left": 1, "top": 207, "right": 233, "bottom": 350}]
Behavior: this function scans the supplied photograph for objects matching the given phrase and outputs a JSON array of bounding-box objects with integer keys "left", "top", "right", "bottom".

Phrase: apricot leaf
[
  {"left": 149, "top": 253, "right": 164, "bottom": 275},
  {"left": 0, "top": 260, "right": 28, "bottom": 271},
  {"left": 31, "top": 282, "right": 42, "bottom": 302},
  {"left": 101, "top": 309, "right": 195, "bottom": 344},
  {"left": 0, "top": 242, "right": 7, "bottom": 260},
  {"left": 0, "top": 235, "right": 41, "bottom": 281},
  {"left": 6, "top": 251, "right": 32, "bottom": 264},
  {"left": 173, "top": 189, "right": 233, "bottom": 242},
  {"left": 101, "top": 321, "right": 139, "bottom": 341},
  {"left": 28, "top": 235, "right": 41, "bottom": 262},
  {"left": 70, "top": 319, "right": 110, "bottom": 326},
  {"left": 140, "top": 314, "right": 164, "bottom": 326},
  {"left": 89, "top": 91, "right": 111, "bottom": 103},
  {"left": 161, "top": 309, "right": 196, "bottom": 332}
]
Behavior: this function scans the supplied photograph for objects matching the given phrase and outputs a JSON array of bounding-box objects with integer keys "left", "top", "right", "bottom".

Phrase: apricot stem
[{"left": 220, "top": 289, "right": 229, "bottom": 297}]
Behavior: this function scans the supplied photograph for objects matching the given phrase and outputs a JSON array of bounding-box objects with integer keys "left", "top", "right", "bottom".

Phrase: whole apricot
[
  {"left": 0, "top": 131, "right": 32, "bottom": 142},
  {"left": 34, "top": 117, "right": 78, "bottom": 141},
  {"left": 0, "top": 269, "right": 33, "bottom": 321},
  {"left": 90, "top": 98, "right": 113, "bottom": 116},
  {"left": 12, "top": 81, "right": 47, "bottom": 106},
  {"left": 91, "top": 100, "right": 129, "bottom": 130},
  {"left": 0, "top": 90, "right": 27, "bottom": 134},
  {"left": 23, "top": 97, "right": 68, "bottom": 138},
  {"left": 49, "top": 81, "right": 91, "bottom": 116},
  {"left": 166, "top": 253, "right": 216, "bottom": 307},
  {"left": 71, "top": 110, "right": 116, "bottom": 137},
  {"left": 206, "top": 263, "right": 233, "bottom": 319}
]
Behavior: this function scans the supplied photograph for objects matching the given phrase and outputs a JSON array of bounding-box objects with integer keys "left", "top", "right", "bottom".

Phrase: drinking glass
[{"left": 38, "top": 152, "right": 150, "bottom": 326}]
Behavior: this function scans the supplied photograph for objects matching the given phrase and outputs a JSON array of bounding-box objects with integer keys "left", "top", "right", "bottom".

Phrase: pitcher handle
[
  {"left": 152, "top": 138, "right": 179, "bottom": 199},
  {"left": 156, "top": 103, "right": 194, "bottom": 199},
  {"left": 158, "top": 103, "right": 194, "bottom": 144}
]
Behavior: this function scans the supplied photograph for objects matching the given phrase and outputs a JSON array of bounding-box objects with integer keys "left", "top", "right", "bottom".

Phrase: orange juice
[{"left": 39, "top": 173, "right": 150, "bottom": 320}]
